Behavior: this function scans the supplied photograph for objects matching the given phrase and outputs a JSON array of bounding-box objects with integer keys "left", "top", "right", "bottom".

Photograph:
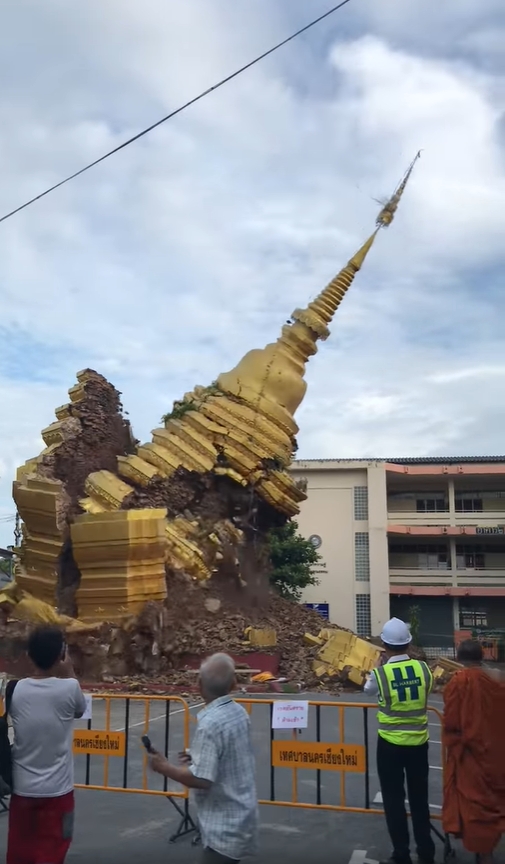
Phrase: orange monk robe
[{"left": 442, "top": 666, "right": 505, "bottom": 855}]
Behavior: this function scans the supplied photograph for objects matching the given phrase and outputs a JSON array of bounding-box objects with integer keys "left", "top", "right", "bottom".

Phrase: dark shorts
[{"left": 7, "top": 790, "right": 74, "bottom": 864}]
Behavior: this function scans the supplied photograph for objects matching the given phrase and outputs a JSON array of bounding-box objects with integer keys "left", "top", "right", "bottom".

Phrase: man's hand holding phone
[
  {"left": 57, "top": 644, "right": 76, "bottom": 679},
  {"left": 178, "top": 750, "right": 192, "bottom": 765},
  {"left": 142, "top": 735, "right": 166, "bottom": 774}
]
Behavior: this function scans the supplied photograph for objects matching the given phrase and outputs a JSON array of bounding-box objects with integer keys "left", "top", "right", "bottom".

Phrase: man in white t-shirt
[{"left": 7, "top": 625, "right": 86, "bottom": 864}]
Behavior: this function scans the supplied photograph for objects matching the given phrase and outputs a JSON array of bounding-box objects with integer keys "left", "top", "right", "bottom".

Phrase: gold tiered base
[
  {"left": 71, "top": 509, "right": 168, "bottom": 622},
  {"left": 13, "top": 476, "right": 67, "bottom": 605},
  {"left": 12, "top": 369, "right": 98, "bottom": 606}
]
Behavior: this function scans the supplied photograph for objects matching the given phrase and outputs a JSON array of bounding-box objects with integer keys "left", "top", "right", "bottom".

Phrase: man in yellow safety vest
[{"left": 365, "top": 617, "right": 435, "bottom": 864}]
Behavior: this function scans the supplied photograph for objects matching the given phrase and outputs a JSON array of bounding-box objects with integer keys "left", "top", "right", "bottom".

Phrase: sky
[{"left": 1, "top": 0, "right": 505, "bottom": 544}]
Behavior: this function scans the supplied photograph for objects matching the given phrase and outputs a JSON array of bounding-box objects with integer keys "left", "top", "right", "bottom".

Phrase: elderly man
[{"left": 150, "top": 652, "right": 258, "bottom": 863}]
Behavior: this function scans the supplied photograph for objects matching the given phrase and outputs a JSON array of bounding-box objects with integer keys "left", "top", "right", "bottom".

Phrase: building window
[
  {"left": 389, "top": 543, "right": 449, "bottom": 570},
  {"left": 354, "top": 486, "right": 368, "bottom": 521},
  {"left": 456, "top": 542, "right": 505, "bottom": 569},
  {"left": 455, "top": 493, "right": 483, "bottom": 513},
  {"left": 456, "top": 544, "right": 485, "bottom": 569},
  {"left": 355, "top": 532, "right": 370, "bottom": 580},
  {"left": 416, "top": 496, "right": 447, "bottom": 513},
  {"left": 389, "top": 491, "right": 448, "bottom": 512},
  {"left": 459, "top": 608, "right": 488, "bottom": 629},
  {"left": 356, "top": 594, "right": 371, "bottom": 637}
]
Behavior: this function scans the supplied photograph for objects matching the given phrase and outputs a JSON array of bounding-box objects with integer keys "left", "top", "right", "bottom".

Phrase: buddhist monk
[{"left": 442, "top": 639, "right": 505, "bottom": 864}]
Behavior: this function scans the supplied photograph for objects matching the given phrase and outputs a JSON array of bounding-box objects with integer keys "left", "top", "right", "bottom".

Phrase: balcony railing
[
  {"left": 389, "top": 572, "right": 453, "bottom": 584},
  {"left": 388, "top": 509, "right": 505, "bottom": 525},
  {"left": 455, "top": 511, "right": 505, "bottom": 523},
  {"left": 456, "top": 566, "right": 505, "bottom": 572},
  {"left": 389, "top": 568, "right": 505, "bottom": 587},
  {"left": 388, "top": 511, "right": 451, "bottom": 524},
  {"left": 389, "top": 552, "right": 451, "bottom": 570},
  {"left": 391, "top": 563, "right": 505, "bottom": 572},
  {"left": 457, "top": 575, "right": 505, "bottom": 584}
]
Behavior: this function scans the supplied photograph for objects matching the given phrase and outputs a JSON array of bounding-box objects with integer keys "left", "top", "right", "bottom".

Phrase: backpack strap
[{"left": 4, "top": 680, "right": 18, "bottom": 716}]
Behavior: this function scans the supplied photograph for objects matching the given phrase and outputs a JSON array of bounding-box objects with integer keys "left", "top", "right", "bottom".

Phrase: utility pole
[{"left": 14, "top": 512, "right": 21, "bottom": 548}]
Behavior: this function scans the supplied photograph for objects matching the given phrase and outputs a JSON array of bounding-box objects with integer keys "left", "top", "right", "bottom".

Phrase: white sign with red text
[{"left": 271, "top": 700, "right": 308, "bottom": 730}]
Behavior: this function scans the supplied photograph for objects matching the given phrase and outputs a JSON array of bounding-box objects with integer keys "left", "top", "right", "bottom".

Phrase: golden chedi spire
[{"left": 218, "top": 153, "right": 420, "bottom": 435}]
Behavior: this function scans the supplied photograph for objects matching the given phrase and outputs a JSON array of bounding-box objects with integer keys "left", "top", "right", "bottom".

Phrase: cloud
[
  {"left": 1, "top": 1, "right": 505, "bottom": 544},
  {"left": 429, "top": 366, "right": 505, "bottom": 385}
]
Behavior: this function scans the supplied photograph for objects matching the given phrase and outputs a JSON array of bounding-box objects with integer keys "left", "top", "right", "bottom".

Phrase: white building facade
[{"left": 290, "top": 457, "right": 505, "bottom": 650}]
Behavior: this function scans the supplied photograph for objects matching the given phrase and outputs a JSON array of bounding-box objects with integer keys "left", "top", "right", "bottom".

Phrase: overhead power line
[{"left": 0, "top": 0, "right": 354, "bottom": 225}]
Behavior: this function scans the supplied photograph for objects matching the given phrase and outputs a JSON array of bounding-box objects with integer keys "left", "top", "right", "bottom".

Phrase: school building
[{"left": 290, "top": 457, "right": 505, "bottom": 655}]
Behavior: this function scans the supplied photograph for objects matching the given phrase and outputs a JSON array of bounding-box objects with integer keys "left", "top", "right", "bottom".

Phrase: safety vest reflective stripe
[
  {"left": 376, "top": 703, "right": 426, "bottom": 718},
  {"left": 378, "top": 722, "right": 428, "bottom": 732}
]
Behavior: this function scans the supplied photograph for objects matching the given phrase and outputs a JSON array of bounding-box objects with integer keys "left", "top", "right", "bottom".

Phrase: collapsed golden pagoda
[{"left": 11, "top": 157, "right": 419, "bottom": 625}]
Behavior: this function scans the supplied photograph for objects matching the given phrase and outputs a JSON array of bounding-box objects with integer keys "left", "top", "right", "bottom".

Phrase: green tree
[
  {"left": 267, "top": 520, "right": 320, "bottom": 601},
  {"left": 0, "top": 557, "right": 12, "bottom": 579},
  {"left": 408, "top": 604, "right": 422, "bottom": 646}
]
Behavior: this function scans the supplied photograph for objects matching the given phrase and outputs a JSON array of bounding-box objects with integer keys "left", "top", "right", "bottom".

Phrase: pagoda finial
[
  {"left": 376, "top": 150, "right": 421, "bottom": 228},
  {"left": 217, "top": 155, "right": 419, "bottom": 430},
  {"left": 291, "top": 151, "right": 421, "bottom": 340}
]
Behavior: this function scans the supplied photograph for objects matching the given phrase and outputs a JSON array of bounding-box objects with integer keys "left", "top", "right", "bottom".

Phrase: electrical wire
[{"left": 0, "top": 0, "right": 355, "bottom": 225}]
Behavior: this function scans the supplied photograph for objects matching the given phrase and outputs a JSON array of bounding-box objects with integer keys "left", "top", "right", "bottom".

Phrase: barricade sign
[
  {"left": 271, "top": 741, "right": 365, "bottom": 772},
  {"left": 73, "top": 730, "right": 126, "bottom": 756}
]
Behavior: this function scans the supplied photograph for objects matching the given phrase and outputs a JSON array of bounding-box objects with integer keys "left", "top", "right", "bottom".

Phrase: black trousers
[{"left": 377, "top": 736, "right": 436, "bottom": 864}]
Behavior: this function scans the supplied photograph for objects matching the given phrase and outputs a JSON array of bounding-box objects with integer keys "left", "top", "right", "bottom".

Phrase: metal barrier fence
[
  {"left": 3, "top": 691, "right": 452, "bottom": 856},
  {"left": 234, "top": 699, "right": 445, "bottom": 818},
  {"left": 233, "top": 698, "right": 451, "bottom": 860},
  {"left": 73, "top": 694, "right": 196, "bottom": 842}
]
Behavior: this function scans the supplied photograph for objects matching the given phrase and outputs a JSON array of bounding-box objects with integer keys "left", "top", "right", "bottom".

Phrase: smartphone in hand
[
  {"left": 141, "top": 735, "right": 155, "bottom": 754},
  {"left": 178, "top": 749, "right": 192, "bottom": 765}
]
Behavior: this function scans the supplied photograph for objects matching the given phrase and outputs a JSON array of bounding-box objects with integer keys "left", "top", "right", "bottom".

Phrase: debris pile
[
  {"left": 0, "top": 574, "right": 339, "bottom": 688},
  {"left": 306, "top": 626, "right": 382, "bottom": 688},
  {"left": 0, "top": 578, "right": 464, "bottom": 692},
  {"left": 431, "top": 656, "right": 464, "bottom": 687}
]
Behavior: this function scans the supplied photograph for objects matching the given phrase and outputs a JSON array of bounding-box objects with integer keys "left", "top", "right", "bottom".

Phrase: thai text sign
[
  {"left": 73, "top": 730, "right": 126, "bottom": 756},
  {"left": 272, "top": 701, "right": 308, "bottom": 729},
  {"left": 271, "top": 741, "right": 365, "bottom": 772}
]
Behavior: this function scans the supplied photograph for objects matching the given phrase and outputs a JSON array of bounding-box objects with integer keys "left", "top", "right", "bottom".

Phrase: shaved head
[{"left": 199, "top": 653, "right": 236, "bottom": 701}]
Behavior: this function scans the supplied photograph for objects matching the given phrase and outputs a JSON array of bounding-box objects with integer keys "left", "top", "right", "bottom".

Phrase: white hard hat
[{"left": 381, "top": 617, "right": 412, "bottom": 646}]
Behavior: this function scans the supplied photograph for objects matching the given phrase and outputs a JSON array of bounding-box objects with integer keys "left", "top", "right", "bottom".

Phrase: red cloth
[
  {"left": 7, "top": 790, "right": 74, "bottom": 864},
  {"left": 442, "top": 667, "right": 505, "bottom": 854}
]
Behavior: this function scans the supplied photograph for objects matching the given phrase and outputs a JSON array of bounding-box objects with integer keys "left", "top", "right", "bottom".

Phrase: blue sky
[{"left": 1, "top": 0, "right": 505, "bottom": 544}]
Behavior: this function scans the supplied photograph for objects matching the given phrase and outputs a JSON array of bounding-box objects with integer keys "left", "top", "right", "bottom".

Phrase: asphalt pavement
[{"left": 0, "top": 690, "right": 499, "bottom": 863}]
